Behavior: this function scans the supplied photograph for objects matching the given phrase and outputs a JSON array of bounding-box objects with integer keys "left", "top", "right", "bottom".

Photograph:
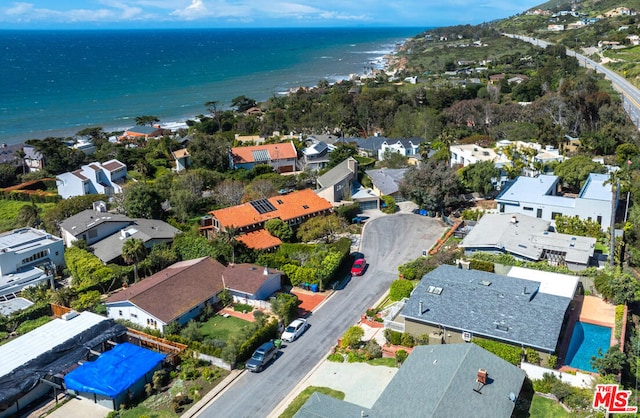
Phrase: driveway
[{"left": 194, "top": 213, "right": 445, "bottom": 418}]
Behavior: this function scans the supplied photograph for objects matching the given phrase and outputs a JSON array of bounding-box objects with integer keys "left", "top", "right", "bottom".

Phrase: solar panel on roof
[
  {"left": 252, "top": 149, "right": 270, "bottom": 162},
  {"left": 250, "top": 198, "right": 277, "bottom": 214}
]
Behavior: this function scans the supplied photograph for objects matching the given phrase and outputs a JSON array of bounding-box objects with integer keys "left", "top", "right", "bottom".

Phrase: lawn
[
  {"left": 0, "top": 200, "right": 55, "bottom": 232},
  {"left": 199, "top": 314, "right": 252, "bottom": 341},
  {"left": 528, "top": 395, "right": 573, "bottom": 418},
  {"left": 279, "top": 386, "right": 345, "bottom": 418}
]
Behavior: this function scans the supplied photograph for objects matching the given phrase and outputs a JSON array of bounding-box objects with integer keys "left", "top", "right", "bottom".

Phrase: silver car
[{"left": 281, "top": 318, "right": 309, "bottom": 342}]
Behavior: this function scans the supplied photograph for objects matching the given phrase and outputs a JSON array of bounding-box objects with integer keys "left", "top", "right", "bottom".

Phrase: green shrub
[
  {"left": 364, "top": 340, "right": 382, "bottom": 359},
  {"left": 234, "top": 303, "right": 253, "bottom": 313},
  {"left": 365, "top": 308, "right": 379, "bottom": 318},
  {"left": 327, "top": 353, "right": 345, "bottom": 362},
  {"left": 347, "top": 350, "right": 367, "bottom": 363},
  {"left": 341, "top": 326, "right": 364, "bottom": 349},
  {"left": 384, "top": 328, "right": 402, "bottom": 345},
  {"left": 533, "top": 372, "right": 558, "bottom": 394},
  {"left": 615, "top": 304, "right": 624, "bottom": 340},
  {"left": 546, "top": 354, "right": 558, "bottom": 369},
  {"left": 395, "top": 349, "right": 408, "bottom": 364},
  {"left": 400, "top": 333, "right": 415, "bottom": 348},
  {"left": 469, "top": 258, "right": 494, "bottom": 272},
  {"left": 414, "top": 334, "right": 429, "bottom": 346},
  {"left": 525, "top": 348, "right": 540, "bottom": 365},
  {"left": 389, "top": 279, "right": 413, "bottom": 301},
  {"left": 472, "top": 337, "right": 521, "bottom": 365}
]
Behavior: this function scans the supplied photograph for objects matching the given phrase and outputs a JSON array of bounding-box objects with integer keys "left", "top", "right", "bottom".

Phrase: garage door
[{"left": 358, "top": 200, "right": 378, "bottom": 210}]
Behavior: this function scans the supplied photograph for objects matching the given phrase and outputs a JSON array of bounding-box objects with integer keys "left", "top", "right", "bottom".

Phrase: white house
[
  {"left": 105, "top": 257, "right": 225, "bottom": 334},
  {"left": 301, "top": 140, "right": 334, "bottom": 171},
  {"left": 0, "top": 228, "right": 65, "bottom": 299},
  {"left": 56, "top": 159, "right": 127, "bottom": 199},
  {"left": 496, "top": 173, "right": 614, "bottom": 230},
  {"left": 222, "top": 264, "right": 282, "bottom": 303}
]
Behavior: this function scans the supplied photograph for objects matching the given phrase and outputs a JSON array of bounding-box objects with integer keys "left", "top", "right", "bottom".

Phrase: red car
[{"left": 351, "top": 258, "right": 367, "bottom": 276}]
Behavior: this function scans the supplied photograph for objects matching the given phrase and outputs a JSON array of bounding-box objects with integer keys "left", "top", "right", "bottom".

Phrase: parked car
[
  {"left": 246, "top": 341, "right": 278, "bottom": 372},
  {"left": 351, "top": 258, "right": 367, "bottom": 276},
  {"left": 281, "top": 318, "right": 309, "bottom": 342}
]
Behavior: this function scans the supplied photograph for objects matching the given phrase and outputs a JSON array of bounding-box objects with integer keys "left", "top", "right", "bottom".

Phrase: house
[
  {"left": 59, "top": 203, "right": 133, "bottom": 247},
  {"left": 295, "top": 343, "right": 525, "bottom": 418},
  {"left": 105, "top": 257, "right": 225, "bottom": 333},
  {"left": 229, "top": 141, "right": 298, "bottom": 173},
  {"left": 235, "top": 134, "right": 266, "bottom": 145},
  {"left": 301, "top": 140, "right": 334, "bottom": 171},
  {"left": 56, "top": 159, "right": 127, "bottom": 199},
  {"left": 172, "top": 148, "right": 191, "bottom": 172},
  {"left": 496, "top": 173, "right": 614, "bottom": 230},
  {"left": 365, "top": 167, "right": 408, "bottom": 201},
  {"left": 0, "top": 228, "right": 65, "bottom": 299},
  {"left": 336, "top": 136, "right": 425, "bottom": 160},
  {"left": 0, "top": 142, "right": 24, "bottom": 167},
  {"left": 398, "top": 264, "right": 576, "bottom": 357},
  {"left": 459, "top": 213, "right": 597, "bottom": 271},
  {"left": 222, "top": 263, "right": 282, "bottom": 302},
  {"left": 23, "top": 144, "right": 44, "bottom": 172},
  {"left": 200, "top": 189, "right": 333, "bottom": 239},
  {"left": 236, "top": 229, "right": 282, "bottom": 251},
  {"left": 120, "top": 125, "right": 164, "bottom": 141},
  {"left": 0, "top": 311, "right": 127, "bottom": 418},
  {"left": 64, "top": 342, "right": 165, "bottom": 410},
  {"left": 450, "top": 143, "right": 508, "bottom": 168},
  {"left": 89, "top": 219, "right": 182, "bottom": 264},
  {"left": 316, "top": 157, "right": 358, "bottom": 205}
]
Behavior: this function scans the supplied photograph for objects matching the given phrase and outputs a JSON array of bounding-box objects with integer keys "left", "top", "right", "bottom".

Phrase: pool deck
[{"left": 558, "top": 295, "right": 617, "bottom": 374}]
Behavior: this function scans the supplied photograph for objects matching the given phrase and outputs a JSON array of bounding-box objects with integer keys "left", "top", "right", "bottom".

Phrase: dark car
[
  {"left": 351, "top": 258, "right": 367, "bottom": 276},
  {"left": 246, "top": 341, "right": 278, "bottom": 372}
]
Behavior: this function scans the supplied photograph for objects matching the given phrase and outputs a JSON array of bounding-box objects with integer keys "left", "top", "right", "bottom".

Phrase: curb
[{"left": 183, "top": 369, "right": 244, "bottom": 418}]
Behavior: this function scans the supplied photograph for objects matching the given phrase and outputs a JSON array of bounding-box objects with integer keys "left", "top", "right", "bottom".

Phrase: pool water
[{"left": 564, "top": 321, "right": 612, "bottom": 373}]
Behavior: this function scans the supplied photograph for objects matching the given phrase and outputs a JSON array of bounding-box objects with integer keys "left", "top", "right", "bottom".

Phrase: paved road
[
  {"left": 196, "top": 214, "right": 445, "bottom": 418},
  {"left": 505, "top": 33, "right": 640, "bottom": 129}
]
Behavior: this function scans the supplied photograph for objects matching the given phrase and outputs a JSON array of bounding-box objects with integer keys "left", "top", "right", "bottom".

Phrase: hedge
[
  {"left": 236, "top": 319, "right": 279, "bottom": 363},
  {"left": 0, "top": 302, "right": 52, "bottom": 332},
  {"left": 469, "top": 259, "right": 494, "bottom": 272},
  {"left": 472, "top": 337, "right": 522, "bottom": 365}
]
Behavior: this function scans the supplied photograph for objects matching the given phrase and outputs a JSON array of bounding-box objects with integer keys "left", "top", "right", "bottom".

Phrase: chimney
[
  {"left": 419, "top": 300, "right": 424, "bottom": 314},
  {"left": 477, "top": 369, "right": 488, "bottom": 385},
  {"left": 510, "top": 215, "right": 517, "bottom": 224},
  {"left": 263, "top": 266, "right": 269, "bottom": 276}
]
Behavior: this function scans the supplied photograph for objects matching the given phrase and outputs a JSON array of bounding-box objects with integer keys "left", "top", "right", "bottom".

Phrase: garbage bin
[
  {"left": 274, "top": 339, "right": 282, "bottom": 349},
  {"left": 311, "top": 283, "right": 319, "bottom": 293}
]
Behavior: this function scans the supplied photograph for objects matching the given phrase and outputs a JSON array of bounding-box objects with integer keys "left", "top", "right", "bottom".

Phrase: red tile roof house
[
  {"left": 119, "top": 125, "right": 165, "bottom": 141},
  {"left": 200, "top": 189, "right": 333, "bottom": 249},
  {"left": 105, "top": 257, "right": 225, "bottom": 334},
  {"left": 222, "top": 263, "right": 282, "bottom": 303},
  {"left": 229, "top": 141, "right": 298, "bottom": 173}
]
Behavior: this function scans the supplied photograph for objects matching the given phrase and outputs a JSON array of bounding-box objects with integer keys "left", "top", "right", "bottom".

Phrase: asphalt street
[{"left": 195, "top": 213, "right": 445, "bottom": 418}]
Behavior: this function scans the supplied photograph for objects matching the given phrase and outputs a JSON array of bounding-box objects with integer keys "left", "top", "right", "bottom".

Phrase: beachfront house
[{"left": 56, "top": 159, "right": 127, "bottom": 199}]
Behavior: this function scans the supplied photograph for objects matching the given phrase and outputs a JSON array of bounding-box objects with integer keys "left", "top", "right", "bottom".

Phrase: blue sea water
[
  {"left": 0, "top": 27, "right": 422, "bottom": 144},
  {"left": 564, "top": 321, "right": 612, "bottom": 373}
]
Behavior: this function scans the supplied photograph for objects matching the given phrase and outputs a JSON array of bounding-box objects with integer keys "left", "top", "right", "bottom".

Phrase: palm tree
[
  {"left": 604, "top": 168, "right": 630, "bottom": 266},
  {"left": 219, "top": 226, "right": 238, "bottom": 264},
  {"left": 15, "top": 148, "right": 26, "bottom": 176},
  {"left": 122, "top": 238, "right": 147, "bottom": 282}
]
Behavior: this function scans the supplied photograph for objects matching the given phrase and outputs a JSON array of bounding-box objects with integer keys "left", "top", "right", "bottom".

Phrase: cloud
[{"left": 1, "top": 1, "right": 145, "bottom": 23}]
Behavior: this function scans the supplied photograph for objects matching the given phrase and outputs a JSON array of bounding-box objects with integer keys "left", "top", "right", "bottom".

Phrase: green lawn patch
[
  {"left": 199, "top": 314, "right": 251, "bottom": 342},
  {"left": 367, "top": 357, "right": 398, "bottom": 367},
  {"left": 0, "top": 200, "right": 55, "bottom": 233},
  {"left": 279, "top": 386, "right": 345, "bottom": 418},
  {"left": 528, "top": 395, "right": 572, "bottom": 418}
]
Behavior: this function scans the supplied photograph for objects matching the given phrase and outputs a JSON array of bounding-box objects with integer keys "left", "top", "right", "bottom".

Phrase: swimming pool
[{"left": 564, "top": 321, "right": 612, "bottom": 373}]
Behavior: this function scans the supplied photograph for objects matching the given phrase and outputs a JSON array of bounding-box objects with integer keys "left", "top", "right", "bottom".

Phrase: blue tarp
[{"left": 64, "top": 342, "right": 165, "bottom": 398}]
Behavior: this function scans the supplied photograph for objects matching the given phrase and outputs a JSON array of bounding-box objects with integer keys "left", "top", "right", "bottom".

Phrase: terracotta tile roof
[
  {"left": 172, "top": 148, "right": 190, "bottom": 159},
  {"left": 102, "top": 160, "right": 126, "bottom": 172},
  {"left": 210, "top": 188, "right": 332, "bottom": 230},
  {"left": 236, "top": 229, "right": 282, "bottom": 250},
  {"left": 222, "top": 263, "right": 281, "bottom": 295},
  {"left": 106, "top": 257, "right": 225, "bottom": 323},
  {"left": 231, "top": 141, "right": 297, "bottom": 164}
]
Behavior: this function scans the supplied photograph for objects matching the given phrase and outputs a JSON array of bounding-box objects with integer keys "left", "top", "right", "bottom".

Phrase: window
[
  {"left": 499, "top": 204, "right": 505, "bottom": 213},
  {"left": 131, "top": 313, "right": 138, "bottom": 318},
  {"left": 597, "top": 215, "right": 602, "bottom": 225},
  {"left": 551, "top": 211, "right": 562, "bottom": 220},
  {"left": 523, "top": 207, "right": 533, "bottom": 211},
  {"left": 21, "top": 250, "right": 48, "bottom": 265},
  {"left": 536, "top": 208, "right": 542, "bottom": 218},
  {"left": 119, "top": 310, "right": 123, "bottom": 316}
]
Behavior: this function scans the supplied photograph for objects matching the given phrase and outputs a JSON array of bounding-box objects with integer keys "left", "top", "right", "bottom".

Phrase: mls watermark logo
[{"left": 592, "top": 384, "right": 638, "bottom": 414}]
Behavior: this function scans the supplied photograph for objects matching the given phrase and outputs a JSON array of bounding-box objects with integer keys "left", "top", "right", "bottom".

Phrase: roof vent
[
  {"left": 510, "top": 215, "right": 517, "bottom": 224},
  {"left": 479, "top": 280, "right": 491, "bottom": 286},
  {"left": 61, "top": 310, "right": 79, "bottom": 321}
]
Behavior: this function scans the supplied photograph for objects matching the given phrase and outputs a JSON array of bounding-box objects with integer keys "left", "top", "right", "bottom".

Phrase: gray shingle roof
[
  {"left": 365, "top": 168, "right": 408, "bottom": 195},
  {"left": 401, "top": 264, "right": 571, "bottom": 352},
  {"left": 90, "top": 219, "right": 181, "bottom": 264},
  {"left": 316, "top": 157, "right": 357, "bottom": 189},
  {"left": 59, "top": 210, "right": 132, "bottom": 237},
  {"left": 373, "top": 344, "right": 525, "bottom": 418},
  {"left": 459, "top": 213, "right": 595, "bottom": 265},
  {"left": 294, "top": 392, "right": 370, "bottom": 418}
]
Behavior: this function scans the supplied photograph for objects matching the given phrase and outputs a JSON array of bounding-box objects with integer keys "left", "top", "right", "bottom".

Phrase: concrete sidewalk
[{"left": 184, "top": 369, "right": 244, "bottom": 418}]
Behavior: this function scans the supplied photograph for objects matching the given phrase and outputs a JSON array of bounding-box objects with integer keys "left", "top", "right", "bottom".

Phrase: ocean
[{"left": 0, "top": 27, "right": 423, "bottom": 144}]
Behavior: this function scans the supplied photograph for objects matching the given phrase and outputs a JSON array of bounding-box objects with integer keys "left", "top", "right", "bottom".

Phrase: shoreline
[{"left": 2, "top": 33, "right": 412, "bottom": 145}]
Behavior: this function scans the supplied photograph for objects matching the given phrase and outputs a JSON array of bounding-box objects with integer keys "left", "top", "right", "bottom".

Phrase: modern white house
[
  {"left": 496, "top": 173, "right": 614, "bottom": 230},
  {"left": 56, "top": 159, "right": 127, "bottom": 199},
  {"left": 301, "top": 140, "right": 334, "bottom": 171},
  {"left": 0, "top": 228, "right": 65, "bottom": 299}
]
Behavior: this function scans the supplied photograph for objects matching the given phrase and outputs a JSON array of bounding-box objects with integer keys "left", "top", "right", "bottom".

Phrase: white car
[{"left": 281, "top": 318, "right": 309, "bottom": 342}]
